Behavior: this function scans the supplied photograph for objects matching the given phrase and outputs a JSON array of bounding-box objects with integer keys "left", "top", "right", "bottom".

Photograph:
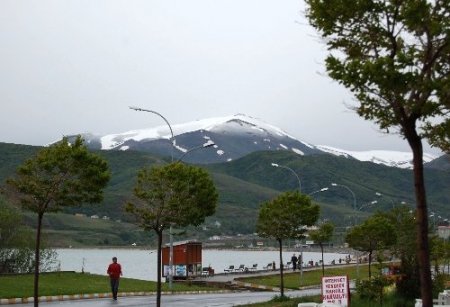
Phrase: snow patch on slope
[
  {"left": 316, "top": 145, "right": 437, "bottom": 169},
  {"left": 292, "top": 148, "right": 305, "bottom": 155}
]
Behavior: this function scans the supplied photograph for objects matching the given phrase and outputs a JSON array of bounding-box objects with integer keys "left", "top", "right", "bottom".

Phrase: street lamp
[
  {"left": 375, "top": 192, "right": 395, "bottom": 209},
  {"left": 270, "top": 162, "right": 304, "bottom": 283},
  {"left": 177, "top": 141, "right": 215, "bottom": 162},
  {"left": 358, "top": 200, "right": 378, "bottom": 211},
  {"left": 330, "top": 182, "right": 359, "bottom": 277},
  {"left": 430, "top": 212, "right": 436, "bottom": 230},
  {"left": 309, "top": 187, "right": 329, "bottom": 196},
  {"left": 129, "top": 106, "right": 176, "bottom": 290},
  {"left": 129, "top": 106, "right": 175, "bottom": 162},
  {"left": 271, "top": 163, "right": 302, "bottom": 192},
  {"left": 330, "top": 183, "right": 357, "bottom": 212}
]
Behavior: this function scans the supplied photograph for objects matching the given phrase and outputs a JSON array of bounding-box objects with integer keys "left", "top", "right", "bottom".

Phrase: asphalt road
[{"left": 21, "top": 289, "right": 321, "bottom": 307}]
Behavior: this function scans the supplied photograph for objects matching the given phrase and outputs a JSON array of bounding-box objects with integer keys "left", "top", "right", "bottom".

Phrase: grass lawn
[
  {"left": 237, "top": 265, "right": 370, "bottom": 289},
  {"left": 0, "top": 272, "right": 215, "bottom": 299}
]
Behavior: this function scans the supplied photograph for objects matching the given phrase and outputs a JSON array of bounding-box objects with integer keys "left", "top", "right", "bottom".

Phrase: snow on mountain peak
[
  {"left": 100, "top": 114, "right": 296, "bottom": 150},
  {"left": 316, "top": 145, "right": 437, "bottom": 169},
  {"left": 90, "top": 113, "right": 440, "bottom": 169}
]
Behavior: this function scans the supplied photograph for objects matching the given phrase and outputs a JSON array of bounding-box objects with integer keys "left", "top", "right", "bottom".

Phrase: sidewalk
[
  {"left": 0, "top": 265, "right": 344, "bottom": 305},
  {"left": 0, "top": 289, "right": 234, "bottom": 305}
]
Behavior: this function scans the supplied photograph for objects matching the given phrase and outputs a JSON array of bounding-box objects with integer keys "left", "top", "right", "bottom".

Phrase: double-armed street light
[
  {"left": 329, "top": 182, "right": 360, "bottom": 277},
  {"left": 130, "top": 106, "right": 176, "bottom": 290},
  {"left": 270, "top": 162, "right": 304, "bottom": 282},
  {"left": 130, "top": 106, "right": 215, "bottom": 290}
]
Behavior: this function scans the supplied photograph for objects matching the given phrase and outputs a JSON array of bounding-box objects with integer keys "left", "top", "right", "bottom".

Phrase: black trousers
[{"left": 110, "top": 278, "right": 120, "bottom": 299}]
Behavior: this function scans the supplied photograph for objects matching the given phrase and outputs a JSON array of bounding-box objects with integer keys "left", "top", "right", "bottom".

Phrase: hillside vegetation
[{"left": 1, "top": 142, "right": 448, "bottom": 247}]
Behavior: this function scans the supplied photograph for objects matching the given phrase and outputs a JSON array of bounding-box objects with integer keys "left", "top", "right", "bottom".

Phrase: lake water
[{"left": 56, "top": 248, "right": 350, "bottom": 281}]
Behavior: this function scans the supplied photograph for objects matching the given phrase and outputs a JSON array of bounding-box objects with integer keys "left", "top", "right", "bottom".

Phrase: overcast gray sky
[{"left": 0, "top": 0, "right": 441, "bottom": 155}]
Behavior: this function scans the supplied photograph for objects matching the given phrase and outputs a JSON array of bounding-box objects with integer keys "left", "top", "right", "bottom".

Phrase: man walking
[
  {"left": 291, "top": 254, "right": 298, "bottom": 271},
  {"left": 107, "top": 257, "right": 122, "bottom": 300}
]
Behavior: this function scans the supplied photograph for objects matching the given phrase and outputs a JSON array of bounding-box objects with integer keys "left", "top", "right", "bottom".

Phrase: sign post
[{"left": 321, "top": 275, "right": 350, "bottom": 306}]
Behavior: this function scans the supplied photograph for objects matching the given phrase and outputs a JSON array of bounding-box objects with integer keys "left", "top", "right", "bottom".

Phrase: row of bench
[
  {"left": 223, "top": 261, "right": 294, "bottom": 274},
  {"left": 223, "top": 264, "right": 258, "bottom": 274},
  {"left": 201, "top": 261, "right": 298, "bottom": 277}
]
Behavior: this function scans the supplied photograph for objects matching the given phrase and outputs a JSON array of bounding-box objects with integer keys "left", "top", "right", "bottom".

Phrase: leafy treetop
[{"left": 257, "top": 191, "right": 320, "bottom": 241}]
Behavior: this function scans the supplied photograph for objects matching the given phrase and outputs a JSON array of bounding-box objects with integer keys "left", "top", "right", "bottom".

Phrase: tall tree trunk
[
  {"left": 278, "top": 239, "right": 284, "bottom": 297},
  {"left": 156, "top": 231, "right": 162, "bottom": 307},
  {"left": 408, "top": 134, "right": 432, "bottom": 306},
  {"left": 368, "top": 250, "right": 372, "bottom": 278},
  {"left": 33, "top": 213, "right": 43, "bottom": 307},
  {"left": 320, "top": 243, "right": 325, "bottom": 276}
]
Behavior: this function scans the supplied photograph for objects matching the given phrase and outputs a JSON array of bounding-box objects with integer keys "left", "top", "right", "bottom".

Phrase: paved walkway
[{"left": 0, "top": 265, "right": 354, "bottom": 305}]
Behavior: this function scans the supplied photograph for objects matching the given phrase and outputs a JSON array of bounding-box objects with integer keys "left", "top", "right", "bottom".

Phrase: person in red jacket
[{"left": 107, "top": 257, "right": 122, "bottom": 300}]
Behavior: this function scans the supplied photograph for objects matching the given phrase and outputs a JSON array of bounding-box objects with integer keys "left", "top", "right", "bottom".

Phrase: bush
[
  {"left": 355, "top": 276, "right": 392, "bottom": 304},
  {"left": 395, "top": 264, "right": 421, "bottom": 300},
  {"left": 0, "top": 198, "right": 58, "bottom": 273},
  {"left": 433, "top": 273, "right": 448, "bottom": 298}
]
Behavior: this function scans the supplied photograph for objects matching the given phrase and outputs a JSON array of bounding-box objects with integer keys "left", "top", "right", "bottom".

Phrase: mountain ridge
[{"left": 72, "top": 114, "right": 439, "bottom": 169}]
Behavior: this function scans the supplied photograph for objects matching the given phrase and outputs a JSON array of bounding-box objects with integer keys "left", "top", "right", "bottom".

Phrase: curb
[
  {"left": 232, "top": 280, "right": 280, "bottom": 292},
  {"left": 0, "top": 290, "right": 233, "bottom": 305}
]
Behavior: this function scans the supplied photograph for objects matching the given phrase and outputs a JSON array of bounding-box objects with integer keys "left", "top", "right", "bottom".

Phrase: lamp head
[
  {"left": 202, "top": 141, "right": 215, "bottom": 148},
  {"left": 271, "top": 163, "right": 279, "bottom": 167}
]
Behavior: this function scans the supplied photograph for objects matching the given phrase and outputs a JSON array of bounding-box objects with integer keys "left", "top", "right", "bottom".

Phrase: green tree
[
  {"left": 430, "top": 236, "right": 447, "bottom": 275},
  {"left": 377, "top": 207, "right": 420, "bottom": 299},
  {"left": 305, "top": 1, "right": 449, "bottom": 304},
  {"left": 309, "top": 221, "right": 334, "bottom": 276},
  {"left": 126, "top": 162, "right": 218, "bottom": 307},
  {"left": 346, "top": 215, "right": 396, "bottom": 278},
  {"left": 6, "top": 137, "right": 110, "bottom": 306},
  {"left": 256, "top": 191, "right": 319, "bottom": 297}
]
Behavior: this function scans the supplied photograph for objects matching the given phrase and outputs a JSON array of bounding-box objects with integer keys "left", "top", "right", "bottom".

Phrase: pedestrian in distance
[
  {"left": 107, "top": 257, "right": 122, "bottom": 300},
  {"left": 291, "top": 253, "right": 298, "bottom": 271}
]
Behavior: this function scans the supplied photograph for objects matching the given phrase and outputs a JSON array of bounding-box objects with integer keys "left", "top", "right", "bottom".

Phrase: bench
[
  {"left": 202, "top": 267, "right": 214, "bottom": 276},
  {"left": 235, "top": 264, "right": 245, "bottom": 273},
  {"left": 224, "top": 265, "right": 234, "bottom": 274}
]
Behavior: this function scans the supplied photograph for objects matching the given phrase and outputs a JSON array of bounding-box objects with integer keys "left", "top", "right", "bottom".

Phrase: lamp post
[
  {"left": 271, "top": 163, "right": 302, "bottom": 192},
  {"left": 430, "top": 212, "right": 436, "bottom": 231},
  {"left": 176, "top": 141, "right": 215, "bottom": 162},
  {"left": 330, "top": 182, "right": 359, "bottom": 277},
  {"left": 129, "top": 106, "right": 176, "bottom": 290},
  {"left": 270, "top": 162, "right": 304, "bottom": 283}
]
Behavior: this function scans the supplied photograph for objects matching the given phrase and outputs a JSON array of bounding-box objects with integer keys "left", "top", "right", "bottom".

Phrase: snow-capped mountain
[{"left": 75, "top": 114, "right": 437, "bottom": 168}]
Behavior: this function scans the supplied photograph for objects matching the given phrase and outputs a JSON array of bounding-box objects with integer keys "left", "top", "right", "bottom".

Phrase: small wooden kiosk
[{"left": 162, "top": 240, "right": 202, "bottom": 279}]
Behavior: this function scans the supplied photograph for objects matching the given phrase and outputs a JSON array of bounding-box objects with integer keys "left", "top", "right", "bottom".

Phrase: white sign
[{"left": 322, "top": 275, "right": 350, "bottom": 306}]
